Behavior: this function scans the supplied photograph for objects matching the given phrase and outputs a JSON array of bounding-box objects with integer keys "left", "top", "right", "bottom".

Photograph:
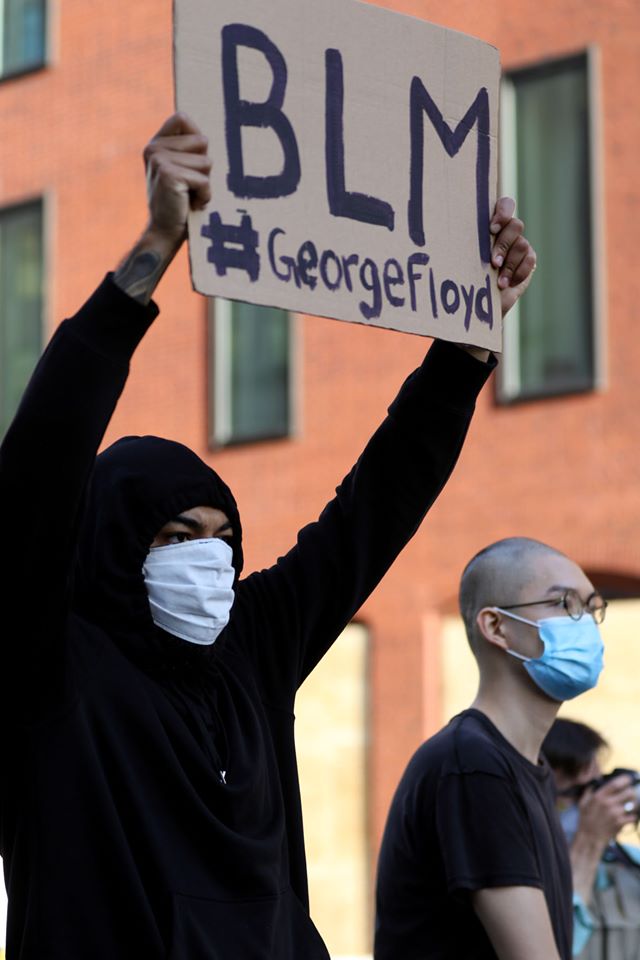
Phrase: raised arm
[
  {"left": 235, "top": 202, "right": 535, "bottom": 697},
  {"left": 0, "top": 113, "right": 210, "bottom": 668},
  {"left": 235, "top": 338, "right": 494, "bottom": 697}
]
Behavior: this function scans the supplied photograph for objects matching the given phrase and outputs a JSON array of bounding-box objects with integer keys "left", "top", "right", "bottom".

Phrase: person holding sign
[
  {"left": 375, "top": 538, "right": 607, "bottom": 960},
  {"left": 0, "top": 114, "right": 534, "bottom": 959}
]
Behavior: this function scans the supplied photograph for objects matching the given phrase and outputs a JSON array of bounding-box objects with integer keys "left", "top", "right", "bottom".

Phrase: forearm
[
  {"left": 113, "top": 227, "right": 183, "bottom": 305},
  {"left": 570, "top": 831, "right": 606, "bottom": 903},
  {"left": 113, "top": 112, "right": 212, "bottom": 305}
]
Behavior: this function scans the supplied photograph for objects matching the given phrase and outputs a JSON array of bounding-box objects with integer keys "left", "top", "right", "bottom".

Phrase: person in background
[
  {"left": 543, "top": 718, "right": 640, "bottom": 959},
  {"left": 375, "top": 537, "right": 607, "bottom": 960}
]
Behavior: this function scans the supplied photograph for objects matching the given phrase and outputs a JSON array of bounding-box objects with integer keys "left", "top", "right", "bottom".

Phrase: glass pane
[
  {"left": 513, "top": 56, "right": 593, "bottom": 397},
  {"left": 0, "top": 201, "right": 43, "bottom": 435},
  {"left": 228, "top": 302, "right": 290, "bottom": 442},
  {"left": 3, "top": 0, "right": 46, "bottom": 75}
]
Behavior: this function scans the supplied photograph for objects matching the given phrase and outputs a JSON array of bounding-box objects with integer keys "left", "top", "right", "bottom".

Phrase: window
[
  {"left": 210, "top": 298, "right": 294, "bottom": 445},
  {"left": 0, "top": 199, "right": 43, "bottom": 435},
  {"left": 499, "top": 51, "right": 603, "bottom": 402},
  {"left": 0, "top": 0, "right": 47, "bottom": 78}
]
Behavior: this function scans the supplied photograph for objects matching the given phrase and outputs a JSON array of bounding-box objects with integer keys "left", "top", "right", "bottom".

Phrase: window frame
[
  {"left": 0, "top": 193, "right": 48, "bottom": 436},
  {"left": 0, "top": 0, "right": 49, "bottom": 82},
  {"left": 497, "top": 46, "right": 606, "bottom": 404},
  {"left": 208, "top": 297, "right": 299, "bottom": 448}
]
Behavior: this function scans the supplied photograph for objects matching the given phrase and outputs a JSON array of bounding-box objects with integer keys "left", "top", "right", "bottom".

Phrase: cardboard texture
[{"left": 174, "top": 0, "right": 501, "bottom": 349}]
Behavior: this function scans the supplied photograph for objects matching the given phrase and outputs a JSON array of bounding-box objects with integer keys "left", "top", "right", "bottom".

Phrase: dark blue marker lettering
[
  {"left": 297, "top": 241, "right": 319, "bottom": 289},
  {"left": 268, "top": 227, "right": 300, "bottom": 286},
  {"left": 320, "top": 249, "right": 343, "bottom": 290},
  {"left": 341, "top": 253, "right": 360, "bottom": 292},
  {"left": 407, "top": 252, "right": 430, "bottom": 311},
  {"left": 429, "top": 267, "right": 438, "bottom": 318},
  {"left": 222, "top": 24, "right": 301, "bottom": 199},
  {"left": 201, "top": 211, "right": 260, "bottom": 281},
  {"left": 408, "top": 81, "right": 491, "bottom": 262},
  {"left": 460, "top": 283, "right": 475, "bottom": 330},
  {"left": 441, "top": 279, "right": 460, "bottom": 314},
  {"left": 359, "top": 258, "right": 382, "bottom": 319},
  {"left": 326, "top": 48, "right": 394, "bottom": 231},
  {"left": 383, "top": 258, "right": 405, "bottom": 308},
  {"left": 475, "top": 273, "right": 494, "bottom": 328}
]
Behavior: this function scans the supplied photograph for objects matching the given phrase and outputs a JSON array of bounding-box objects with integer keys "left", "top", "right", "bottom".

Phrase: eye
[{"left": 165, "top": 531, "right": 191, "bottom": 545}]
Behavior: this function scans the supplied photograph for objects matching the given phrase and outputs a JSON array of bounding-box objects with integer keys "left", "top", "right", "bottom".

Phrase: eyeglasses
[{"left": 499, "top": 589, "right": 608, "bottom": 625}]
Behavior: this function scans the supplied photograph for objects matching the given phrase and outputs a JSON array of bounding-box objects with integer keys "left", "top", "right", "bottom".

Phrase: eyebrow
[
  {"left": 171, "top": 514, "right": 203, "bottom": 532},
  {"left": 545, "top": 584, "right": 569, "bottom": 595},
  {"left": 168, "top": 514, "right": 233, "bottom": 537},
  {"left": 545, "top": 584, "right": 598, "bottom": 599}
]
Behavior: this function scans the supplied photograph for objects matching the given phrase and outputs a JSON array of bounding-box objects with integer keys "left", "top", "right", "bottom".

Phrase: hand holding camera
[{"left": 577, "top": 769, "right": 640, "bottom": 845}]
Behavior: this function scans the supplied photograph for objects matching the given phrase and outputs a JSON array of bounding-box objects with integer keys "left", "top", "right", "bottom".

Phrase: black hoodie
[{"left": 0, "top": 276, "right": 494, "bottom": 958}]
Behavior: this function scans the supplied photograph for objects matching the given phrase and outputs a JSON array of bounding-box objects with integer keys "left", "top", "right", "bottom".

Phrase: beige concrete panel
[
  {"left": 558, "top": 599, "right": 640, "bottom": 776},
  {"left": 441, "top": 615, "right": 479, "bottom": 723},
  {"left": 296, "top": 623, "right": 370, "bottom": 957}
]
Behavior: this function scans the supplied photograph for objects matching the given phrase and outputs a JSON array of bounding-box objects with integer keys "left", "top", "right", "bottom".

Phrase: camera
[
  {"left": 590, "top": 768, "right": 640, "bottom": 810},
  {"left": 559, "top": 768, "right": 640, "bottom": 808}
]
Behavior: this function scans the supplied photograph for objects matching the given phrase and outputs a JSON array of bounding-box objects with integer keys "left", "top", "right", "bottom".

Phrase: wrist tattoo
[{"left": 114, "top": 248, "right": 165, "bottom": 305}]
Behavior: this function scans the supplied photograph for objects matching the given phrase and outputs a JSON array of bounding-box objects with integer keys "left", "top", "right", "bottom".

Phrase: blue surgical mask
[
  {"left": 494, "top": 608, "right": 604, "bottom": 701},
  {"left": 559, "top": 804, "right": 580, "bottom": 846}
]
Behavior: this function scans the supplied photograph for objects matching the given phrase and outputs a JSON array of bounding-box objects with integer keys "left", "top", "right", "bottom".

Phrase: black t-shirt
[{"left": 374, "top": 709, "right": 572, "bottom": 959}]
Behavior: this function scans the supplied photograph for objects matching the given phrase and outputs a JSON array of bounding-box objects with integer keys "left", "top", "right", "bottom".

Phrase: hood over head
[{"left": 73, "top": 435, "right": 243, "bottom": 669}]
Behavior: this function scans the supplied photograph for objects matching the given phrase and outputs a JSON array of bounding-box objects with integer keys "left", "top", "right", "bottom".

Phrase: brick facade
[{"left": 1, "top": 0, "right": 639, "bottom": 897}]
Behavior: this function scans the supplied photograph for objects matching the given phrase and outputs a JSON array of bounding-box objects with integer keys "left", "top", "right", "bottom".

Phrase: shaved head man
[{"left": 375, "top": 537, "right": 606, "bottom": 960}]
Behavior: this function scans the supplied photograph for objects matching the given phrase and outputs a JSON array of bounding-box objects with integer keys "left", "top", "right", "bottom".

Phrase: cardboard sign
[{"left": 174, "top": 0, "right": 501, "bottom": 349}]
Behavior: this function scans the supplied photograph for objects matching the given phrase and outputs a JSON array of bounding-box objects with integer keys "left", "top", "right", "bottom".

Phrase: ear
[{"left": 476, "top": 607, "right": 510, "bottom": 652}]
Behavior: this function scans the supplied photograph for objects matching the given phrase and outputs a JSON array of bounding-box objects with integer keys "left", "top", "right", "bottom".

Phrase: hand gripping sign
[{"left": 174, "top": 0, "right": 501, "bottom": 350}]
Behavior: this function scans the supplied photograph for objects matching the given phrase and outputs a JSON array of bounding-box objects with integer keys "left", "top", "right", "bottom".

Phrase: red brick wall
[{"left": 2, "top": 0, "right": 639, "bottom": 870}]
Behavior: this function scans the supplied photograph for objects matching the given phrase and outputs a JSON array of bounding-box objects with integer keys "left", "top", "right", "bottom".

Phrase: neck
[{"left": 470, "top": 675, "right": 560, "bottom": 764}]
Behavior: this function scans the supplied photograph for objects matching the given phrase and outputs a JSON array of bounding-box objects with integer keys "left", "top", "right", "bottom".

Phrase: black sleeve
[
  {"left": 436, "top": 772, "right": 544, "bottom": 894},
  {"left": 0, "top": 275, "right": 157, "bottom": 670},
  {"left": 233, "top": 340, "right": 496, "bottom": 702}
]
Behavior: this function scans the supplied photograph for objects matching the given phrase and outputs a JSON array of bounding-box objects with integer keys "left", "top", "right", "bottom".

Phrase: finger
[
  {"left": 148, "top": 151, "right": 212, "bottom": 176},
  {"left": 490, "top": 196, "right": 516, "bottom": 234},
  {"left": 492, "top": 217, "right": 524, "bottom": 270},
  {"left": 498, "top": 237, "right": 531, "bottom": 289},
  {"left": 616, "top": 803, "right": 638, "bottom": 824},
  {"left": 145, "top": 135, "right": 210, "bottom": 165},
  {"left": 580, "top": 782, "right": 624, "bottom": 806},
  {"left": 176, "top": 168, "right": 211, "bottom": 210},
  {"left": 190, "top": 179, "right": 212, "bottom": 210},
  {"left": 152, "top": 112, "right": 203, "bottom": 140},
  {"left": 602, "top": 776, "right": 638, "bottom": 796},
  {"left": 510, "top": 248, "right": 537, "bottom": 287},
  {"left": 149, "top": 161, "right": 211, "bottom": 203},
  {"left": 617, "top": 788, "right": 639, "bottom": 807}
]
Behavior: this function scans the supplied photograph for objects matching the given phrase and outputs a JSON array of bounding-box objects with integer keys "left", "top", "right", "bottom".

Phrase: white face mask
[{"left": 142, "top": 538, "right": 235, "bottom": 645}]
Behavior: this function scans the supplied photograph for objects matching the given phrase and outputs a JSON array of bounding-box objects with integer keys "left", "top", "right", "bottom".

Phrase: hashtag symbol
[{"left": 201, "top": 211, "right": 260, "bottom": 282}]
